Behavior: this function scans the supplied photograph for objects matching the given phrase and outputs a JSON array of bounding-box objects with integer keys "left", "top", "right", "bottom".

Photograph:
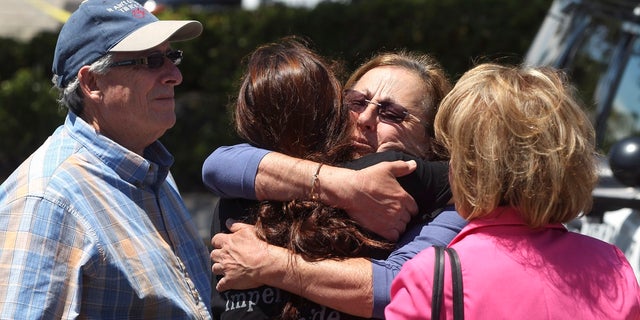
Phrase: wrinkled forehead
[{"left": 351, "top": 66, "right": 427, "bottom": 108}]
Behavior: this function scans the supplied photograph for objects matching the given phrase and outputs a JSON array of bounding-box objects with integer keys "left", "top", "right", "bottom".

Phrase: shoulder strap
[
  {"left": 431, "top": 246, "right": 445, "bottom": 319},
  {"left": 446, "top": 248, "right": 464, "bottom": 320}
]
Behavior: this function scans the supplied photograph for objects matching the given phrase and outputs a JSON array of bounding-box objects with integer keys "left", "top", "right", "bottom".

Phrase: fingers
[
  {"left": 395, "top": 161, "right": 419, "bottom": 215},
  {"left": 384, "top": 228, "right": 401, "bottom": 242},
  {"left": 211, "top": 261, "right": 224, "bottom": 275},
  {"left": 374, "top": 200, "right": 412, "bottom": 241},
  {"left": 390, "top": 216, "right": 409, "bottom": 241},
  {"left": 213, "top": 261, "right": 230, "bottom": 292},
  {"left": 383, "top": 161, "right": 419, "bottom": 215},
  {"left": 211, "top": 220, "right": 252, "bottom": 249},
  {"left": 402, "top": 196, "right": 418, "bottom": 217},
  {"left": 211, "top": 232, "right": 228, "bottom": 249},
  {"left": 399, "top": 210, "right": 412, "bottom": 225},
  {"left": 216, "top": 276, "right": 230, "bottom": 292},
  {"left": 225, "top": 219, "right": 252, "bottom": 232},
  {"left": 388, "top": 160, "right": 417, "bottom": 178},
  {"left": 210, "top": 248, "right": 230, "bottom": 291},
  {"left": 210, "top": 246, "right": 222, "bottom": 268}
]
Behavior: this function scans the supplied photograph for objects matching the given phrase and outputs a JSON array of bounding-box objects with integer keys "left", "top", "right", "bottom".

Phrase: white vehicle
[{"left": 525, "top": 0, "right": 640, "bottom": 279}]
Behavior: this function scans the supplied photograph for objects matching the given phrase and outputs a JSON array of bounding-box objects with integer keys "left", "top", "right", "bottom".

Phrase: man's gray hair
[{"left": 52, "top": 54, "right": 113, "bottom": 115}]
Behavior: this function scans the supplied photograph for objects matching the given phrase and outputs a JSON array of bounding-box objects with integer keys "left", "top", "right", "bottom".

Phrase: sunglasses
[
  {"left": 343, "top": 89, "right": 421, "bottom": 125},
  {"left": 109, "top": 49, "right": 183, "bottom": 69}
]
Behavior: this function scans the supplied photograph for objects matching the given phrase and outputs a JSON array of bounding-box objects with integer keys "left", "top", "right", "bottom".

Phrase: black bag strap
[
  {"left": 431, "top": 246, "right": 445, "bottom": 319},
  {"left": 431, "top": 246, "right": 464, "bottom": 320},
  {"left": 446, "top": 247, "right": 464, "bottom": 320}
]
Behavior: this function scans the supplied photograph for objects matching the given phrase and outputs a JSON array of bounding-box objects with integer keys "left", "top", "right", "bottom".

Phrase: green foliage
[
  {"left": 0, "top": 0, "right": 552, "bottom": 190},
  {"left": 0, "top": 68, "right": 64, "bottom": 179}
]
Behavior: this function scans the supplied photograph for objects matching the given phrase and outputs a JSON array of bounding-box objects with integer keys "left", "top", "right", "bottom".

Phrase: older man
[{"left": 0, "top": 0, "right": 210, "bottom": 318}]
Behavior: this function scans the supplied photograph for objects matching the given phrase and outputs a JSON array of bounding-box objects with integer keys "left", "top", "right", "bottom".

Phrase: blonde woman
[{"left": 386, "top": 64, "right": 640, "bottom": 319}]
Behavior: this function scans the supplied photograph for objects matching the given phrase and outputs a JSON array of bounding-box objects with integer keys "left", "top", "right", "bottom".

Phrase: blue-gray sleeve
[
  {"left": 370, "top": 209, "right": 467, "bottom": 318},
  {"left": 201, "top": 143, "right": 270, "bottom": 199}
]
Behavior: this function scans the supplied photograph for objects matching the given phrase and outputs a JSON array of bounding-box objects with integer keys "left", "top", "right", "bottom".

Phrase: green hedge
[{"left": 0, "top": 0, "right": 551, "bottom": 191}]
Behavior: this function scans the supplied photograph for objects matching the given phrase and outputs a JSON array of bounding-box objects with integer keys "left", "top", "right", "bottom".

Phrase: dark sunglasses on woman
[{"left": 343, "top": 89, "right": 422, "bottom": 124}]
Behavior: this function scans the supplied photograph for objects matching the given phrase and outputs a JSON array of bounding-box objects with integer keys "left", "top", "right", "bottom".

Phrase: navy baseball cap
[{"left": 52, "top": 0, "right": 203, "bottom": 87}]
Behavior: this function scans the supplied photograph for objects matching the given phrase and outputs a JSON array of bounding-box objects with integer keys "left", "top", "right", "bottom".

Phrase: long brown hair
[
  {"left": 235, "top": 37, "right": 352, "bottom": 163},
  {"left": 234, "top": 37, "right": 392, "bottom": 319}
]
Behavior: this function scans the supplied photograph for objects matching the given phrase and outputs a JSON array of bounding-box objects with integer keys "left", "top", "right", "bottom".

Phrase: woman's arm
[
  {"left": 211, "top": 221, "right": 376, "bottom": 318},
  {"left": 370, "top": 209, "right": 466, "bottom": 318},
  {"left": 210, "top": 211, "right": 467, "bottom": 318},
  {"left": 203, "top": 144, "right": 419, "bottom": 240},
  {"left": 201, "top": 144, "right": 269, "bottom": 199}
]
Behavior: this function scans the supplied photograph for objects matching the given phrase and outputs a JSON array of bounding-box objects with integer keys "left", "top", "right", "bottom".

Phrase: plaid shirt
[{"left": 0, "top": 113, "right": 212, "bottom": 319}]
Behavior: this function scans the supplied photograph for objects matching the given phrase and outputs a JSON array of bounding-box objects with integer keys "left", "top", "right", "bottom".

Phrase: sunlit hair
[
  {"left": 233, "top": 37, "right": 392, "bottom": 319},
  {"left": 345, "top": 51, "right": 451, "bottom": 159},
  {"left": 434, "top": 63, "right": 598, "bottom": 227},
  {"left": 235, "top": 37, "right": 353, "bottom": 162},
  {"left": 52, "top": 54, "right": 113, "bottom": 116}
]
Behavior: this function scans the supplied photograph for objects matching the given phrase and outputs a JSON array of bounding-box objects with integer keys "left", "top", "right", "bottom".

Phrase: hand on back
[{"left": 330, "top": 160, "right": 418, "bottom": 241}]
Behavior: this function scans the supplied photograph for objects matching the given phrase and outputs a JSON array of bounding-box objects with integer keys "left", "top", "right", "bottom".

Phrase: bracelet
[{"left": 309, "top": 163, "right": 323, "bottom": 201}]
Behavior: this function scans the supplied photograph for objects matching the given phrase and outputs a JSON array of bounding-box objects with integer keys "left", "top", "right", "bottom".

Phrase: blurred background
[
  {"left": 0, "top": 0, "right": 551, "bottom": 192},
  {"left": 3, "top": 1, "right": 640, "bottom": 279},
  {"left": 0, "top": 0, "right": 555, "bottom": 243}
]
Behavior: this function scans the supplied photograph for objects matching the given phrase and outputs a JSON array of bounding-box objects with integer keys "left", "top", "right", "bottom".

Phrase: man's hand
[
  {"left": 326, "top": 160, "right": 418, "bottom": 241},
  {"left": 211, "top": 219, "right": 376, "bottom": 317},
  {"left": 210, "top": 221, "right": 272, "bottom": 291}
]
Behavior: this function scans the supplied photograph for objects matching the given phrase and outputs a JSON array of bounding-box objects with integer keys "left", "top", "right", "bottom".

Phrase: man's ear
[{"left": 78, "top": 66, "right": 102, "bottom": 101}]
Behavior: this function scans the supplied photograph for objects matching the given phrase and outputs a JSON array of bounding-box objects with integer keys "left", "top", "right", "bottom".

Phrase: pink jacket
[{"left": 386, "top": 207, "right": 640, "bottom": 319}]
